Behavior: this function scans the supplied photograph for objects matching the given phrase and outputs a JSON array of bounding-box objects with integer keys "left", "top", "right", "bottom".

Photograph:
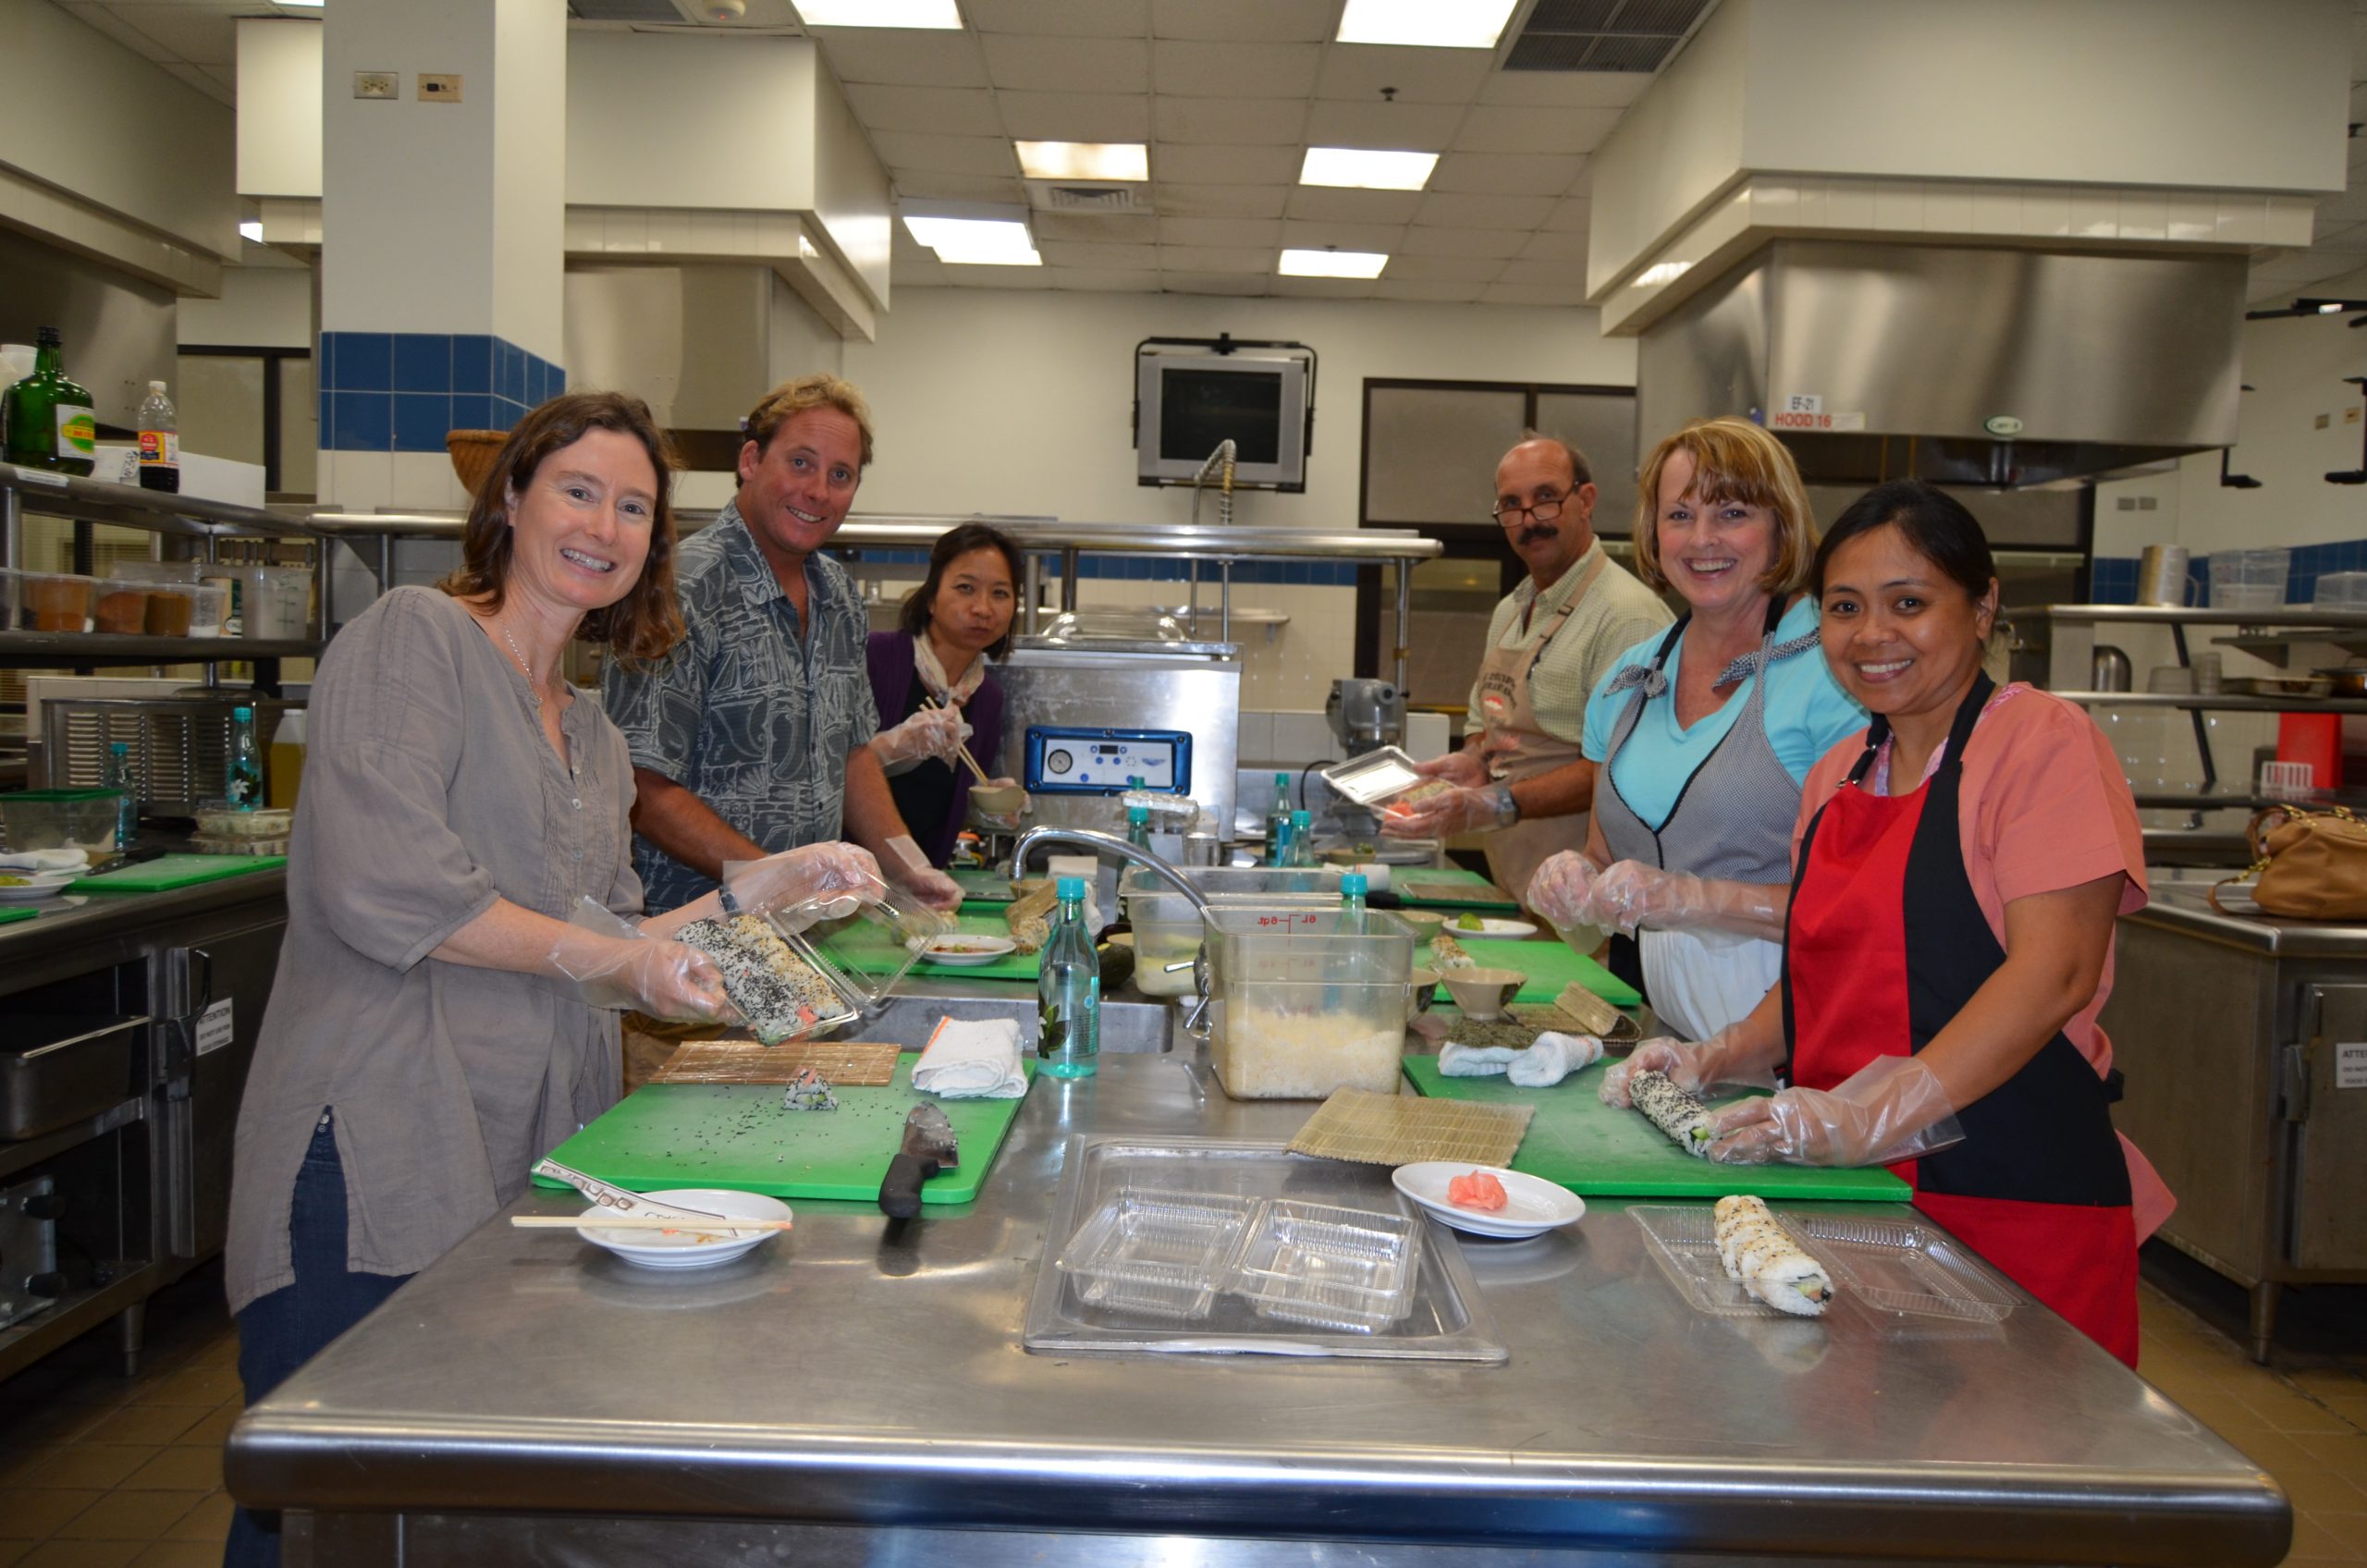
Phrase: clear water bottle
[
  {"left": 1262, "top": 772, "right": 1290, "bottom": 866},
  {"left": 104, "top": 741, "right": 138, "bottom": 850},
  {"left": 135, "top": 381, "right": 178, "bottom": 493},
  {"left": 227, "top": 704, "right": 263, "bottom": 809},
  {"left": 1036, "top": 875, "right": 1098, "bottom": 1078},
  {"left": 1124, "top": 803, "right": 1151, "bottom": 850},
  {"left": 1289, "top": 810, "right": 1314, "bottom": 869},
  {"left": 1336, "top": 871, "right": 1367, "bottom": 935}
]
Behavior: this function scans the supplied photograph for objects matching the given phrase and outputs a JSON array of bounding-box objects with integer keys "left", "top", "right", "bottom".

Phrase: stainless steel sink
[{"left": 858, "top": 991, "right": 1179, "bottom": 1053}]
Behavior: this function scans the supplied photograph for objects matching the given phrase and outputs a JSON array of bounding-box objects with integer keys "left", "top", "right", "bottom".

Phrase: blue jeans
[{"left": 224, "top": 1110, "right": 411, "bottom": 1568}]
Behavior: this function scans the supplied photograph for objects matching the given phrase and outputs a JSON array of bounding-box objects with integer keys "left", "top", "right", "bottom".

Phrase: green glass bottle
[{"left": 3, "top": 326, "right": 96, "bottom": 476}]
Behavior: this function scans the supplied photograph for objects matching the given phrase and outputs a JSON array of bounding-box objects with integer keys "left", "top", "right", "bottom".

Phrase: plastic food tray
[
  {"left": 1056, "top": 1190, "right": 1262, "bottom": 1321},
  {"left": 1631, "top": 1205, "right": 2018, "bottom": 1324},
  {"left": 1226, "top": 1199, "right": 1423, "bottom": 1332},
  {"left": 1317, "top": 747, "right": 1426, "bottom": 807}
]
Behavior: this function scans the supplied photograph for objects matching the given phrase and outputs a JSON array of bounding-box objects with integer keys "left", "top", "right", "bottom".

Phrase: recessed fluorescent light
[
  {"left": 1336, "top": 0, "right": 1517, "bottom": 48},
  {"left": 239, "top": 220, "right": 264, "bottom": 243},
  {"left": 274, "top": 0, "right": 324, "bottom": 8},
  {"left": 794, "top": 0, "right": 959, "bottom": 26},
  {"left": 1281, "top": 249, "right": 1388, "bottom": 279},
  {"left": 1637, "top": 261, "right": 1693, "bottom": 287},
  {"left": 903, "top": 215, "right": 1042, "bottom": 266},
  {"left": 1299, "top": 147, "right": 1438, "bottom": 191},
  {"left": 1016, "top": 141, "right": 1149, "bottom": 182}
]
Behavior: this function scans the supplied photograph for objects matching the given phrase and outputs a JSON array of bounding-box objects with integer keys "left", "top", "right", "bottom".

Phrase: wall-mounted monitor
[{"left": 1135, "top": 348, "right": 1311, "bottom": 492}]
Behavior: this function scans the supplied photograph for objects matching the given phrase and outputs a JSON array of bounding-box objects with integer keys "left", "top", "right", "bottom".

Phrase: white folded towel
[
  {"left": 0, "top": 848, "right": 89, "bottom": 874},
  {"left": 1440, "top": 1031, "right": 1604, "bottom": 1086},
  {"left": 1438, "top": 1040, "right": 1522, "bottom": 1077},
  {"left": 913, "top": 1015, "right": 1028, "bottom": 1099}
]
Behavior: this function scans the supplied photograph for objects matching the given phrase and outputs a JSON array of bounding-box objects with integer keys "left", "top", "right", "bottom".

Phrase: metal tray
[
  {"left": 1632, "top": 1205, "right": 2020, "bottom": 1324},
  {"left": 1024, "top": 1135, "right": 1507, "bottom": 1362},
  {"left": 1, "top": 1015, "right": 148, "bottom": 1139}
]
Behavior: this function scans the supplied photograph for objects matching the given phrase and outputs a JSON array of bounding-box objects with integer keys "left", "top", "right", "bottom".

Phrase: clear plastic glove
[
  {"left": 1705, "top": 1056, "right": 1965, "bottom": 1168},
  {"left": 720, "top": 842, "right": 884, "bottom": 931},
  {"left": 1379, "top": 780, "right": 1515, "bottom": 840},
  {"left": 1527, "top": 851, "right": 1601, "bottom": 932},
  {"left": 1411, "top": 748, "right": 1490, "bottom": 789},
  {"left": 550, "top": 899, "right": 738, "bottom": 1024},
  {"left": 880, "top": 832, "right": 963, "bottom": 913},
  {"left": 871, "top": 704, "right": 972, "bottom": 774},
  {"left": 1573, "top": 862, "right": 1782, "bottom": 937},
  {"left": 1598, "top": 1029, "right": 1774, "bottom": 1108}
]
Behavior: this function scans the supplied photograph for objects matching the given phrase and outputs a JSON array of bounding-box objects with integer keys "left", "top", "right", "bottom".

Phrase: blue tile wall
[
  {"left": 2092, "top": 543, "right": 2367, "bottom": 608},
  {"left": 318, "top": 331, "right": 564, "bottom": 451}
]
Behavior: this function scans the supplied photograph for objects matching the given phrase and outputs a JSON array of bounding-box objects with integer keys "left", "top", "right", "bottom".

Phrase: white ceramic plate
[
  {"left": 920, "top": 935, "right": 1018, "bottom": 965},
  {"left": 1392, "top": 1162, "right": 1586, "bottom": 1240},
  {"left": 1440, "top": 916, "right": 1539, "bottom": 939},
  {"left": 577, "top": 1188, "right": 791, "bottom": 1271},
  {"left": 0, "top": 873, "right": 78, "bottom": 902}
]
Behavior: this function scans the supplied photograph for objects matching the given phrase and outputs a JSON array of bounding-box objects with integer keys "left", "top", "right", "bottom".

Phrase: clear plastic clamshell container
[
  {"left": 786, "top": 875, "right": 954, "bottom": 1018},
  {"left": 1056, "top": 1189, "right": 1263, "bottom": 1321},
  {"left": 1226, "top": 1199, "right": 1423, "bottom": 1332},
  {"left": 1631, "top": 1205, "right": 2019, "bottom": 1324}
]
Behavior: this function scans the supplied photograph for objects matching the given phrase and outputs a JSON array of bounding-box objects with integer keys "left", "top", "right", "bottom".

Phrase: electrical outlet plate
[
  {"left": 418, "top": 73, "right": 463, "bottom": 102},
  {"left": 354, "top": 71, "right": 397, "bottom": 99}
]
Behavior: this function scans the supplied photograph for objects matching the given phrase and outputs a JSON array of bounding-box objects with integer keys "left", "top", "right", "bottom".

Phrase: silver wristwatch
[{"left": 1484, "top": 782, "right": 1520, "bottom": 829}]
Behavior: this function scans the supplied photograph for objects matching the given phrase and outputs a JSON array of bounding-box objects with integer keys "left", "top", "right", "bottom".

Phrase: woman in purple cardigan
[{"left": 865, "top": 521, "right": 1022, "bottom": 866}]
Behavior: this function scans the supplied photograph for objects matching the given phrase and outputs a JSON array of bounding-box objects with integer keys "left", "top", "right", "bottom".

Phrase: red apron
[{"left": 1783, "top": 674, "right": 2140, "bottom": 1366}]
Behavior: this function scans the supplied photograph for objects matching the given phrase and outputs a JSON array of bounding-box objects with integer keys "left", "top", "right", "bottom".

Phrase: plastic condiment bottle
[
  {"left": 1336, "top": 871, "right": 1367, "bottom": 935},
  {"left": 105, "top": 741, "right": 138, "bottom": 850},
  {"left": 1262, "top": 773, "right": 1291, "bottom": 865},
  {"left": 227, "top": 705, "right": 263, "bottom": 810},
  {"left": 1036, "top": 875, "right": 1098, "bottom": 1078},
  {"left": 135, "top": 381, "right": 178, "bottom": 494},
  {"left": 1289, "top": 810, "right": 1315, "bottom": 869},
  {"left": 1124, "top": 803, "right": 1151, "bottom": 849}
]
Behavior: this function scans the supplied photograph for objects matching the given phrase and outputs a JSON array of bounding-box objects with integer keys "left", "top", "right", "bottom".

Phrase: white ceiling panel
[
  {"left": 1157, "top": 143, "right": 1304, "bottom": 187},
  {"left": 1159, "top": 243, "right": 1279, "bottom": 274},
  {"left": 1284, "top": 185, "right": 1425, "bottom": 224},
  {"left": 1455, "top": 104, "right": 1625, "bottom": 155},
  {"left": 1032, "top": 211, "right": 1160, "bottom": 243},
  {"left": 1478, "top": 71, "right": 1653, "bottom": 109},
  {"left": 1415, "top": 191, "right": 1557, "bottom": 229},
  {"left": 2309, "top": 224, "right": 2367, "bottom": 252},
  {"left": 963, "top": 0, "right": 1149, "bottom": 36},
  {"left": 1382, "top": 252, "right": 1509, "bottom": 282},
  {"left": 980, "top": 33, "right": 1149, "bottom": 92},
  {"left": 1304, "top": 99, "right": 1466, "bottom": 150},
  {"left": 1481, "top": 280, "right": 1592, "bottom": 305},
  {"left": 1541, "top": 196, "right": 1594, "bottom": 232},
  {"left": 943, "top": 266, "right": 1061, "bottom": 288},
  {"left": 1279, "top": 217, "right": 1410, "bottom": 252},
  {"left": 1163, "top": 272, "right": 1274, "bottom": 295},
  {"left": 1431, "top": 153, "right": 1585, "bottom": 196},
  {"left": 1153, "top": 41, "right": 1322, "bottom": 99},
  {"left": 995, "top": 90, "right": 1152, "bottom": 141},
  {"left": 1052, "top": 267, "right": 1163, "bottom": 291},
  {"left": 1398, "top": 226, "right": 1529, "bottom": 258},
  {"left": 1153, "top": 183, "right": 1292, "bottom": 218},
  {"left": 1158, "top": 214, "right": 1286, "bottom": 248},
  {"left": 159, "top": 57, "right": 230, "bottom": 104},
  {"left": 1518, "top": 227, "right": 1590, "bottom": 261},
  {"left": 1369, "top": 277, "right": 1490, "bottom": 302},
  {"left": 1153, "top": 94, "right": 1310, "bottom": 146},
  {"left": 814, "top": 29, "right": 990, "bottom": 86},
  {"left": 870, "top": 131, "right": 1020, "bottom": 177},
  {"left": 1269, "top": 275, "right": 1384, "bottom": 299},
  {"left": 842, "top": 84, "right": 1004, "bottom": 137},
  {"left": 1038, "top": 239, "right": 1163, "bottom": 269},
  {"left": 1150, "top": 0, "right": 1337, "bottom": 43},
  {"left": 892, "top": 172, "right": 1028, "bottom": 203},
  {"left": 97, "top": 3, "right": 234, "bottom": 64},
  {"left": 1317, "top": 44, "right": 1493, "bottom": 104},
  {"left": 1497, "top": 257, "right": 1583, "bottom": 286}
]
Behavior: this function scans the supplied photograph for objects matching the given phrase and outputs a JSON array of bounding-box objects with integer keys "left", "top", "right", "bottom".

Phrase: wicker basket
[{"left": 446, "top": 429, "right": 508, "bottom": 503}]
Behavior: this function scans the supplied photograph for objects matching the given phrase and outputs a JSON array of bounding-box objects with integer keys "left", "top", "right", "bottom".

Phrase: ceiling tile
[
  {"left": 963, "top": 0, "right": 1149, "bottom": 35},
  {"left": 981, "top": 34, "right": 1150, "bottom": 92},
  {"left": 844, "top": 84, "right": 1004, "bottom": 137},
  {"left": 1429, "top": 152, "right": 1584, "bottom": 196},
  {"left": 1039, "top": 239, "right": 1162, "bottom": 268},
  {"left": 1541, "top": 195, "right": 1593, "bottom": 232},
  {"left": 1159, "top": 214, "right": 1284, "bottom": 247},
  {"left": 1316, "top": 44, "right": 1493, "bottom": 104},
  {"left": 1154, "top": 95, "right": 1309, "bottom": 145},
  {"left": 2310, "top": 225, "right": 2367, "bottom": 253},
  {"left": 892, "top": 172, "right": 1028, "bottom": 203},
  {"left": 1153, "top": 41, "right": 1321, "bottom": 98},
  {"left": 1278, "top": 217, "right": 1409, "bottom": 251},
  {"left": 1455, "top": 104, "right": 1624, "bottom": 155},
  {"left": 159, "top": 57, "right": 231, "bottom": 105},
  {"left": 815, "top": 31, "right": 991, "bottom": 88},
  {"left": 1162, "top": 271, "right": 1274, "bottom": 295},
  {"left": 1151, "top": 0, "right": 1336, "bottom": 42},
  {"left": 1481, "top": 281, "right": 1592, "bottom": 305},
  {"left": 1478, "top": 71, "right": 1652, "bottom": 109},
  {"left": 1153, "top": 183, "right": 1291, "bottom": 218},
  {"left": 1304, "top": 100, "right": 1464, "bottom": 150},
  {"left": 1370, "top": 277, "right": 1490, "bottom": 302},
  {"left": 1269, "top": 275, "right": 1383, "bottom": 299},
  {"left": 1399, "top": 226, "right": 1528, "bottom": 258},
  {"left": 1381, "top": 252, "right": 1509, "bottom": 282},
  {"left": 99, "top": 3, "right": 236, "bottom": 65},
  {"left": 995, "top": 90, "right": 1153, "bottom": 141},
  {"left": 1414, "top": 191, "right": 1556, "bottom": 228},
  {"left": 1157, "top": 143, "right": 1303, "bottom": 186},
  {"left": 1052, "top": 268, "right": 1163, "bottom": 291},
  {"left": 1033, "top": 210, "right": 1160, "bottom": 243},
  {"left": 62, "top": 4, "right": 168, "bottom": 62},
  {"left": 943, "top": 266, "right": 1060, "bottom": 289},
  {"left": 1497, "top": 257, "right": 1583, "bottom": 286},
  {"left": 1519, "top": 227, "right": 1590, "bottom": 261},
  {"left": 872, "top": 131, "right": 1020, "bottom": 178},
  {"left": 1284, "top": 186, "right": 1425, "bottom": 224},
  {"left": 1159, "top": 243, "right": 1279, "bottom": 274}
]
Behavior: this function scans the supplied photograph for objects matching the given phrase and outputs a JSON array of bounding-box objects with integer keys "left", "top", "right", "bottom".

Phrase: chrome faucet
[{"left": 1010, "top": 827, "right": 1214, "bottom": 1032}]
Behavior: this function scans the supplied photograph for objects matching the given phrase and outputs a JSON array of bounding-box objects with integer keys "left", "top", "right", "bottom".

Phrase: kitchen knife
[{"left": 878, "top": 1103, "right": 959, "bottom": 1219}]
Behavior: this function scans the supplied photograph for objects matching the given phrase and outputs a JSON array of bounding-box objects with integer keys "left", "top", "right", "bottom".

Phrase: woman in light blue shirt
[{"left": 1531, "top": 418, "right": 1862, "bottom": 1040}]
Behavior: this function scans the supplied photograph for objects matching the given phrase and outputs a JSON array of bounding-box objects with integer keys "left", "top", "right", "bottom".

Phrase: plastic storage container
[
  {"left": 0, "top": 789, "right": 124, "bottom": 853},
  {"left": 1225, "top": 1200, "right": 1423, "bottom": 1332},
  {"left": 2315, "top": 570, "right": 2367, "bottom": 609},
  {"left": 1204, "top": 906, "right": 1413, "bottom": 1098},
  {"left": 1120, "top": 867, "right": 1343, "bottom": 999},
  {"left": 238, "top": 565, "right": 312, "bottom": 639},
  {"left": 187, "top": 582, "right": 229, "bottom": 636},
  {"left": 2208, "top": 548, "right": 2291, "bottom": 611},
  {"left": 1056, "top": 1189, "right": 1261, "bottom": 1320},
  {"left": 16, "top": 571, "right": 97, "bottom": 632}
]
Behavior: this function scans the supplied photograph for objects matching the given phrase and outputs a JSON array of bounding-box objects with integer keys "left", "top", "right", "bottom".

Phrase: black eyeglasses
[{"left": 1492, "top": 488, "right": 1575, "bottom": 526}]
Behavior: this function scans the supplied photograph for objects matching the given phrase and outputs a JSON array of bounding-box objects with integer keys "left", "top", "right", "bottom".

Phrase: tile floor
[{"left": 0, "top": 1252, "right": 2359, "bottom": 1566}]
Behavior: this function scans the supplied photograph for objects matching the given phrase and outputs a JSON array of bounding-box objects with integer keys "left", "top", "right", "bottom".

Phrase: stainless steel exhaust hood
[{"left": 1636, "top": 240, "right": 2248, "bottom": 488}]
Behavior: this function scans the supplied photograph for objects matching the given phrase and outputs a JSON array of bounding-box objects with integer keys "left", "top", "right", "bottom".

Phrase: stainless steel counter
[
  {"left": 227, "top": 1052, "right": 2287, "bottom": 1567},
  {"left": 2129, "top": 878, "right": 2367, "bottom": 957}
]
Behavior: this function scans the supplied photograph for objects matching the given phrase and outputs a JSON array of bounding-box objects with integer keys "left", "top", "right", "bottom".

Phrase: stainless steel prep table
[{"left": 227, "top": 1051, "right": 2287, "bottom": 1568}]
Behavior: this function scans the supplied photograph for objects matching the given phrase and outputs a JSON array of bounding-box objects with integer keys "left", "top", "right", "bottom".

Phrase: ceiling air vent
[
  {"left": 568, "top": 0, "right": 692, "bottom": 20},
  {"left": 1505, "top": 0, "right": 1713, "bottom": 72},
  {"left": 1024, "top": 179, "right": 1151, "bottom": 214}
]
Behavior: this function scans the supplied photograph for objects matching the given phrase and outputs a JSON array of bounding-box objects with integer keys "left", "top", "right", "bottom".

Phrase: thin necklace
[{"left": 497, "top": 616, "right": 544, "bottom": 712}]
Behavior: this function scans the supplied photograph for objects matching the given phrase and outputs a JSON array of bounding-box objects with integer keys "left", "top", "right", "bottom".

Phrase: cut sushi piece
[
  {"left": 1629, "top": 1069, "right": 1715, "bottom": 1158},
  {"left": 1429, "top": 933, "right": 1477, "bottom": 973},
  {"left": 1712, "top": 1194, "right": 1834, "bottom": 1318},
  {"left": 1446, "top": 1170, "right": 1508, "bottom": 1211},
  {"left": 674, "top": 915, "right": 844, "bottom": 1045}
]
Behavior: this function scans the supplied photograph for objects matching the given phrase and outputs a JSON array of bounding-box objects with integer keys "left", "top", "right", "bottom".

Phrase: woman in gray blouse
[{"left": 222, "top": 392, "right": 878, "bottom": 1568}]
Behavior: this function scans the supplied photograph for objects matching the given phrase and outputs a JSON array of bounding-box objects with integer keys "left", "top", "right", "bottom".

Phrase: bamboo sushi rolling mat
[
  {"left": 1288, "top": 1087, "right": 1532, "bottom": 1167},
  {"left": 650, "top": 1040, "right": 902, "bottom": 1086}
]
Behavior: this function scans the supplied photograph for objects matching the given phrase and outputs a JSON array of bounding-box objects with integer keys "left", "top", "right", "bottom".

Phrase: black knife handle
[{"left": 879, "top": 1151, "right": 940, "bottom": 1218}]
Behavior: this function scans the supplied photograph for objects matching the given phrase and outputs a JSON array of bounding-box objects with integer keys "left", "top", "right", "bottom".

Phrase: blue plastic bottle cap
[
  {"left": 233, "top": 705, "right": 252, "bottom": 719},
  {"left": 1056, "top": 876, "right": 1085, "bottom": 899},
  {"left": 1340, "top": 873, "right": 1367, "bottom": 896}
]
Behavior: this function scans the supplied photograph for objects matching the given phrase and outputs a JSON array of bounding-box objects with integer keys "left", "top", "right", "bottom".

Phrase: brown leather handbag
[{"left": 2212, "top": 803, "right": 2367, "bottom": 919}]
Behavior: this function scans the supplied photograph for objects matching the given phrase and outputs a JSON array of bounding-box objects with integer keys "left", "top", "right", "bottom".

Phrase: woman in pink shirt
[{"left": 1602, "top": 479, "right": 2168, "bottom": 1366}]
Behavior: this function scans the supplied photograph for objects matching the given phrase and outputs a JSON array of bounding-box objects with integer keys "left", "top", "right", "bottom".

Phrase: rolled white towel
[
  {"left": 1438, "top": 1040, "right": 1522, "bottom": 1076},
  {"left": 0, "top": 848, "right": 89, "bottom": 874},
  {"left": 912, "top": 1015, "right": 1028, "bottom": 1099}
]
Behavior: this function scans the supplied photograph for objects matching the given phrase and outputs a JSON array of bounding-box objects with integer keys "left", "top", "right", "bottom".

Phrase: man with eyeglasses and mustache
[{"left": 1382, "top": 435, "right": 1671, "bottom": 909}]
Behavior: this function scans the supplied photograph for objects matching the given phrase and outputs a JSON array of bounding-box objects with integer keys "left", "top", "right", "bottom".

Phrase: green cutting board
[
  {"left": 533, "top": 1055, "right": 1035, "bottom": 1205},
  {"left": 1432, "top": 937, "right": 1640, "bottom": 1008},
  {"left": 1403, "top": 1056, "right": 1908, "bottom": 1201},
  {"left": 821, "top": 911, "right": 1041, "bottom": 982},
  {"left": 1392, "top": 867, "right": 1519, "bottom": 912},
  {"left": 0, "top": 906, "right": 38, "bottom": 925},
  {"left": 950, "top": 867, "right": 1014, "bottom": 904},
  {"left": 69, "top": 853, "right": 284, "bottom": 892}
]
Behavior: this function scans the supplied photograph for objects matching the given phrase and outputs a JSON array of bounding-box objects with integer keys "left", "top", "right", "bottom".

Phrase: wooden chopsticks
[
  {"left": 920, "top": 690, "right": 993, "bottom": 786},
  {"left": 511, "top": 1215, "right": 793, "bottom": 1231}
]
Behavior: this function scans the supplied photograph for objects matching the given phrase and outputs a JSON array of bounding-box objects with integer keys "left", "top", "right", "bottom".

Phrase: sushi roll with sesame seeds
[
  {"left": 674, "top": 915, "right": 847, "bottom": 1044},
  {"left": 1629, "top": 1069, "right": 1716, "bottom": 1158},
  {"left": 1713, "top": 1194, "right": 1834, "bottom": 1318}
]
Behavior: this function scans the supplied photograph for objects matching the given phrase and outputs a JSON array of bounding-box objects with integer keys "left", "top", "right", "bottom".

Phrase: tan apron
[{"left": 1473, "top": 553, "right": 1605, "bottom": 903}]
